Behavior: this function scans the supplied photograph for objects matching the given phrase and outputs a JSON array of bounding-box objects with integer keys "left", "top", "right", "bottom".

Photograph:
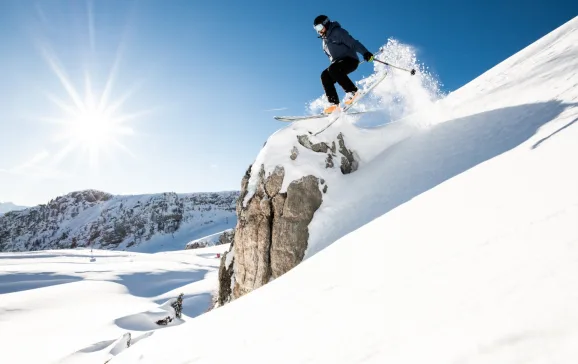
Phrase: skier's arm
[{"left": 335, "top": 27, "right": 370, "bottom": 56}]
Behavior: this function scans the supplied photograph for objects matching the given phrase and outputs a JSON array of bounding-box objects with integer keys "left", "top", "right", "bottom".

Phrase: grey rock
[
  {"left": 297, "top": 135, "right": 331, "bottom": 153},
  {"left": 270, "top": 176, "right": 322, "bottom": 279},
  {"left": 216, "top": 131, "right": 360, "bottom": 305},
  {"left": 290, "top": 146, "right": 299, "bottom": 160},
  {"left": 326, "top": 154, "right": 334, "bottom": 169},
  {"left": 265, "top": 166, "right": 284, "bottom": 197},
  {"left": 337, "top": 133, "right": 358, "bottom": 174},
  {"left": 219, "top": 164, "right": 323, "bottom": 304},
  {"left": 297, "top": 135, "right": 313, "bottom": 149},
  {"left": 217, "top": 245, "right": 235, "bottom": 306}
]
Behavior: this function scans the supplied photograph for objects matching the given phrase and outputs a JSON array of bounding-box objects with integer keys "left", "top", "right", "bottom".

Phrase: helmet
[
  {"left": 313, "top": 15, "right": 330, "bottom": 27},
  {"left": 313, "top": 15, "right": 330, "bottom": 33}
]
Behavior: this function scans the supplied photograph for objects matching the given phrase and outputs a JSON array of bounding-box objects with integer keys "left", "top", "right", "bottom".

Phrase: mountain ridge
[
  {"left": 0, "top": 202, "right": 28, "bottom": 215},
  {"left": 0, "top": 189, "right": 239, "bottom": 253}
]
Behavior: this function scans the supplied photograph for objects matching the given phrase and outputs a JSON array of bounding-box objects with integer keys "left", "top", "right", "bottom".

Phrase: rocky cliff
[
  {"left": 217, "top": 131, "right": 358, "bottom": 306},
  {"left": 0, "top": 189, "right": 238, "bottom": 252}
]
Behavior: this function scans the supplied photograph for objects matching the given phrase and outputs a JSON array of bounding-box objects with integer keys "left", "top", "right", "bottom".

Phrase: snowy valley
[{"left": 0, "top": 15, "right": 577, "bottom": 364}]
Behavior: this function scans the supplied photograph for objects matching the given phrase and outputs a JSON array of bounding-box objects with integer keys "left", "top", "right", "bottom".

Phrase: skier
[{"left": 313, "top": 15, "right": 374, "bottom": 114}]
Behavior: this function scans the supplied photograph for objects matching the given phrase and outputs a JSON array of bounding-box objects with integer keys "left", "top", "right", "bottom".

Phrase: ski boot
[
  {"left": 344, "top": 91, "right": 361, "bottom": 106},
  {"left": 323, "top": 103, "right": 340, "bottom": 115}
]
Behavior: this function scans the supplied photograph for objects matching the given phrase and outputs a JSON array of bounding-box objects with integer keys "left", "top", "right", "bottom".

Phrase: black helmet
[{"left": 313, "top": 15, "right": 330, "bottom": 27}]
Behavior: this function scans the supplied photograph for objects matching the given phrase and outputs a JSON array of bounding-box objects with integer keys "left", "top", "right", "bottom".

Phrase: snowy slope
[
  {"left": 0, "top": 245, "right": 229, "bottom": 364},
  {"left": 104, "top": 17, "right": 578, "bottom": 364},
  {"left": 0, "top": 190, "right": 238, "bottom": 253}
]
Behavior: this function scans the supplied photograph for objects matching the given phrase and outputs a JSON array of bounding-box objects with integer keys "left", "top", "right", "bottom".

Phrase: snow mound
[{"left": 115, "top": 299, "right": 183, "bottom": 331}]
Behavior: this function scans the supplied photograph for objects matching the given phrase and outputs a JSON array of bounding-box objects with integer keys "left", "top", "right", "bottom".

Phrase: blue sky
[{"left": 0, "top": 0, "right": 576, "bottom": 206}]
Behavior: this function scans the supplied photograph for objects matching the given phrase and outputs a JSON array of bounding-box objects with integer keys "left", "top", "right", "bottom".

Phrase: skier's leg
[
  {"left": 328, "top": 58, "right": 359, "bottom": 94},
  {"left": 321, "top": 68, "right": 339, "bottom": 105}
]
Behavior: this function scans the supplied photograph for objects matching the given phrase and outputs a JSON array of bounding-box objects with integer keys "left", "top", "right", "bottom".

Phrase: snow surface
[
  {"left": 106, "top": 16, "right": 576, "bottom": 364},
  {"left": 2, "top": 16, "right": 578, "bottom": 364},
  {"left": 0, "top": 245, "right": 229, "bottom": 364}
]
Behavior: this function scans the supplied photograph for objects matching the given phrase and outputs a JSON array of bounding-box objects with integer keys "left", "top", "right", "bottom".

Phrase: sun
[
  {"left": 38, "top": 45, "right": 150, "bottom": 171},
  {"left": 60, "top": 96, "right": 135, "bottom": 152},
  {"left": 29, "top": 1, "right": 157, "bottom": 173},
  {"left": 73, "top": 110, "right": 114, "bottom": 148},
  {"left": 65, "top": 108, "right": 113, "bottom": 147},
  {"left": 44, "top": 73, "right": 140, "bottom": 171}
]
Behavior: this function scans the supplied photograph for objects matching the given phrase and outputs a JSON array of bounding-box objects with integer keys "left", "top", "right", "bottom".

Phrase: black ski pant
[{"left": 321, "top": 57, "right": 359, "bottom": 105}]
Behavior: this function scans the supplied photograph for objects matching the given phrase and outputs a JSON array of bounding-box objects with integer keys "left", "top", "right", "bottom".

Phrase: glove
[{"left": 363, "top": 52, "right": 374, "bottom": 62}]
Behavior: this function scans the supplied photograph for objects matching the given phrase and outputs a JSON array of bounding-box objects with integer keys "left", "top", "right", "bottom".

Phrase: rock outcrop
[
  {"left": 217, "top": 131, "right": 359, "bottom": 304},
  {"left": 185, "top": 229, "right": 235, "bottom": 250},
  {"left": 232, "top": 165, "right": 323, "bottom": 299},
  {"left": 296, "top": 132, "right": 358, "bottom": 173}
]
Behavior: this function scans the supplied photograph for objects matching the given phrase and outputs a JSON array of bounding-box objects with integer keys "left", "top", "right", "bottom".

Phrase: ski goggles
[{"left": 314, "top": 23, "right": 325, "bottom": 32}]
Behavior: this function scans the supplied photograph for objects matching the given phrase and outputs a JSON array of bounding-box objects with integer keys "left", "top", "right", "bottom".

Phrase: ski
[
  {"left": 309, "top": 70, "right": 389, "bottom": 136},
  {"left": 274, "top": 110, "right": 369, "bottom": 122}
]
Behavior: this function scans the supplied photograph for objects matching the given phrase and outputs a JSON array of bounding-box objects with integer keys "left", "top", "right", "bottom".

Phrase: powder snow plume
[{"left": 307, "top": 38, "right": 446, "bottom": 125}]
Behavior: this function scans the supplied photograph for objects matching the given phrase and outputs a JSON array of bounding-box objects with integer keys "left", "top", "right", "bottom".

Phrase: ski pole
[
  {"left": 373, "top": 59, "right": 416, "bottom": 75},
  {"left": 361, "top": 57, "right": 417, "bottom": 75}
]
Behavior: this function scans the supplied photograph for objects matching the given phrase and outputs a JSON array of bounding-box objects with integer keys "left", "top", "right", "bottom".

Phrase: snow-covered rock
[
  {"left": 230, "top": 165, "right": 323, "bottom": 301},
  {"left": 216, "top": 38, "right": 444, "bottom": 304},
  {"left": 0, "top": 189, "right": 239, "bottom": 253},
  {"left": 185, "top": 228, "right": 234, "bottom": 250}
]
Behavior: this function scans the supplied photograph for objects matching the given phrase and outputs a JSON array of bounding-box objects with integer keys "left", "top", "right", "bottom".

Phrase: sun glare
[
  {"left": 33, "top": 2, "right": 151, "bottom": 172},
  {"left": 43, "top": 68, "right": 141, "bottom": 171},
  {"left": 65, "top": 104, "right": 132, "bottom": 150},
  {"left": 76, "top": 112, "right": 111, "bottom": 146}
]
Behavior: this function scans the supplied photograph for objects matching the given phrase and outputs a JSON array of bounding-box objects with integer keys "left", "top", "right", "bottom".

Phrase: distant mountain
[
  {"left": 0, "top": 202, "right": 27, "bottom": 215},
  {"left": 0, "top": 189, "right": 239, "bottom": 253}
]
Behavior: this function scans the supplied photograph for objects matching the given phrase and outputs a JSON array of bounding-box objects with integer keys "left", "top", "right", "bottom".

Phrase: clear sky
[{"left": 0, "top": 0, "right": 576, "bottom": 206}]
